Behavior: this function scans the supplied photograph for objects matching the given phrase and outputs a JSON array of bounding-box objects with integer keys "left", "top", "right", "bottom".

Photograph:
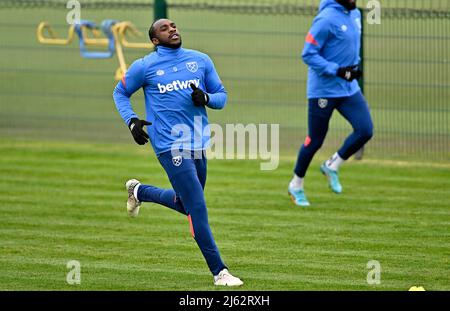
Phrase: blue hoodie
[
  {"left": 113, "top": 46, "right": 227, "bottom": 155},
  {"left": 302, "top": 0, "right": 362, "bottom": 99}
]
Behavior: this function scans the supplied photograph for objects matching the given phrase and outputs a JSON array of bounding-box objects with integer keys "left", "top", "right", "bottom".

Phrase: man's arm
[
  {"left": 113, "top": 59, "right": 145, "bottom": 126},
  {"left": 203, "top": 55, "right": 227, "bottom": 110},
  {"left": 113, "top": 59, "right": 152, "bottom": 145},
  {"left": 301, "top": 17, "right": 339, "bottom": 76}
]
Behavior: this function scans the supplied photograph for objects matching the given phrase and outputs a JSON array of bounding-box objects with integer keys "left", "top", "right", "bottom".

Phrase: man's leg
[
  {"left": 192, "top": 151, "right": 243, "bottom": 285},
  {"left": 335, "top": 91, "right": 374, "bottom": 160},
  {"left": 137, "top": 184, "right": 186, "bottom": 215},
  {"left": 194, "top": 150, "right": 207, "bottom": 190},
  {"left": 158, "top": 151, "right": 226, "bottom": 276},
  {"left": 289, "top": 98, "right": 336, "bottom": 206},
  {"left": 321, "top": 91, "right": 373, "bottom": 193}
]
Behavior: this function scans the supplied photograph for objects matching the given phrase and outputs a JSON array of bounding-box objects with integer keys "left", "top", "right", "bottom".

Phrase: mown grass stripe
[{"left": 1, "top": 140, "right": 449, "bottom": 290}]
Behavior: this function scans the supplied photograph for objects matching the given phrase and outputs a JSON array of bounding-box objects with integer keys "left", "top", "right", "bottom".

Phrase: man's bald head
[
  {"left": 148, "top": 19, "right": 164, "bottom": 41},
  {"left": 148, "top": 19, "right": 182, "bottom": 49}
]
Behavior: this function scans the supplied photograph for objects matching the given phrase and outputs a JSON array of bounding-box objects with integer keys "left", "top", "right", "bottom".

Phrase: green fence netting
[{"left": 0, "top": 0, "right": 449, "bottom": 161}]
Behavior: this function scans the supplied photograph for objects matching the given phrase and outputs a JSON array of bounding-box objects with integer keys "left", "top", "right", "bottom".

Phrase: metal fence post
[
  {"left": 354, "top": 7, "right": 365, "bottom": 160},
  {"left": 154, "top": 0, "right": 168, "bottom": 21}
]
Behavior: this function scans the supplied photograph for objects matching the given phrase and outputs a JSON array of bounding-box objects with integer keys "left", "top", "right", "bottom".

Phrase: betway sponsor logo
[{"left": 158, "top": 79, "right": 200, "bottom": 94}]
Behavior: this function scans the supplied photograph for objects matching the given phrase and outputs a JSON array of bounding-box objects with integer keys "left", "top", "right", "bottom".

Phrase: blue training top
[
  {"left": 113, "top": 46, "right": 227, "bottom": 155},
  {"left": 302, "top": 0, "right": 362, "bottom": 99}
]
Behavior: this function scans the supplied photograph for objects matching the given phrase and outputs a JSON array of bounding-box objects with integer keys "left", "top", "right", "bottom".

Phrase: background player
[
  {"left": 113, "top": 19, "right": 243, "bottom": 286},
  {"left": 289, "top": 0, "right": 374, "bottom": 206}
]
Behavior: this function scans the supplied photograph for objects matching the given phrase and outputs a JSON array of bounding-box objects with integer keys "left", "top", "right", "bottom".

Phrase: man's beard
[
  {"left": 158, "top": 39, "right": 182, "bottom": 49},
  {"left": 337, "top": 0, "right": 356, "bottom": 10}
]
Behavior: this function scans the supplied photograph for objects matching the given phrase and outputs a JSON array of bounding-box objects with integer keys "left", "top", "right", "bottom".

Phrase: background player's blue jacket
[
  {"left": 302, "top": 0, "right": 362, "bottom": 99},
  {"left": 113, "top": 46, "right": 226, "bottom": 155}
]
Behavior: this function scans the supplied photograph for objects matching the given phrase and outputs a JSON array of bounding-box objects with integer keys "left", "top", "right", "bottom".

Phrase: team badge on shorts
[
  {"left": 318, "top": 98, "right": 328, "bottom": 109},
  {"left": 186, "top": 61, "right": 198, "bottom": 73},
  {"left": 172, "top": 155, "right": 183, "bottom": 167}
]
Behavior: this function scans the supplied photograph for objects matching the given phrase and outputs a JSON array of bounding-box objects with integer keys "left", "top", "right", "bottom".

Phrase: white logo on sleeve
[
  {"left": 341, "top": 25, "right": 348, "bottom": 32},
  {"left": 156, "top": 69, "right": 165, "bottom": 76},
  {"left": 172, "top": 155, "right": 183, "bottom": 167},
  {"left": 158, "top": 79, "right": 200, "bottom": 94},
  {"left": 186, "top": 61, "right": 198, "bottom": 73}
]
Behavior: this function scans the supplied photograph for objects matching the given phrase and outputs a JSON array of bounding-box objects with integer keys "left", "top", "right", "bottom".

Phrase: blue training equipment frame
[{"left": 74, "top": 20, "right": 117, "bottom": 59}]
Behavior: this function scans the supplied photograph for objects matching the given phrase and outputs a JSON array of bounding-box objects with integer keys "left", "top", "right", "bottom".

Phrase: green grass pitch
[
  {"left": 0, "top": 2, "right": 449, "bottom": 291},
  {"left": 0, "top": 140, "right": 448, "bottom": 290}
]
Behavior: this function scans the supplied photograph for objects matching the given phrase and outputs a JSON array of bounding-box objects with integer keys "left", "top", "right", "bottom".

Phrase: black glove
[
  {"left": 128, "top": 118, "right": 152, "bottom": 145},
  {"left": 337, "top": 65, "right": 362, "bottom": 82},
  {"left": 190, "top": 83, "right": 209, "bottom": 106}
]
